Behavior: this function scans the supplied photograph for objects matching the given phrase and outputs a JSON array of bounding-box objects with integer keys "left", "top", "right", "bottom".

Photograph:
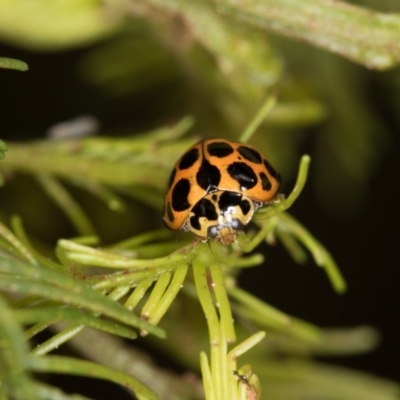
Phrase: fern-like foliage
[{"left": 0, "top": 120, "right": 397, "bottom": 399}]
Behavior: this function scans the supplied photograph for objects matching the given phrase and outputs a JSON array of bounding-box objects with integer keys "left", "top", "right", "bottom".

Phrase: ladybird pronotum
[{"left": 163, "top": 138, "right": 281, "bottom": 244}]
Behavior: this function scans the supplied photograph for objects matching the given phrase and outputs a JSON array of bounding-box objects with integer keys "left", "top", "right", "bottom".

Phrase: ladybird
[{"left": 163, "top": 138, "right": 281, "bottom": 244}]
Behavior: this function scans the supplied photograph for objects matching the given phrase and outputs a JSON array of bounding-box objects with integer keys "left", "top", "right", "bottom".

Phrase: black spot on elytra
[
  {"left": 238, "top": 146, "right": 262, "bottom": 164},
  {"left": 166, "top": 202, "right": 174, "bottom": 222},
  {"left": 190, "top": 198, "right": 218, "bottom": 230},
  {"left": 179, "top": 148, "right": 199, "bottom": 170},
  {"left": 171, "top": 179, "right": 191, "bottom": 211},
  {"left": 207, "top": 141, "right": 234, "bottom": 157},
  {"left": 227, "top": 162, "right": 257, "bottom": 190},
  {"left": 259, "top": 172, "right": 272, "bottom": 191},
  {"left": 263, "top": 159, "right": 280, "bottom": 180},
  {"left": 196, "top": 158, "right": 221, "bottom": 191}
]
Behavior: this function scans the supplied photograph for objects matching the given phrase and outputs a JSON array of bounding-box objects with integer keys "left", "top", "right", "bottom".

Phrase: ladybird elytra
[{"left": 163, "top": 138, "right": 281, "bottom": 243}]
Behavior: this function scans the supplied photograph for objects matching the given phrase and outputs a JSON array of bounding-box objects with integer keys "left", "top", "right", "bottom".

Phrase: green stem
[
  {"left": 36, "top": 174, "right": 96, "bottom": 236},
  {"left": 147, "top": 264, "right": 188, "bottom": 325},
  {"left": 125, "top": 277, "right": 155, "bottom": 310},
  {"left": 209, "top": 263, "right": 236, "bottom": 343},
  {"left": 239, "top": 95, "right": 277, "bottom": 143},
  {"left": 200, "top": 352, "right": 213, "bottom": 400},
  {"left": 59, "top": 239, "right": 194, "bottom": 269},
  {"left": 278, "top": 213, "right": 347, "bottom": 293},
  {"left": 192, "top": 261, "right": 220, "bottom": 344},
  {"left": 0, "top": 220, "right": 37, "bottom": 266},
  {"left": 141, "top": 272, "right": 171, "bottom": 319}
]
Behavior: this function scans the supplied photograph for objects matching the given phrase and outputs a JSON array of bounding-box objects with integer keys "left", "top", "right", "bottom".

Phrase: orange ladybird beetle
[{"left": 163, "top": 138, "right": 281, "bottom": 244}]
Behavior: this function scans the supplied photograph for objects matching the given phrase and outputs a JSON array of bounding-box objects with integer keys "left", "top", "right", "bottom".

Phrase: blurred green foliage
[
  {"left": 0, "top": 0, "right": 399, "bottom": 399},
  {"left": 0, "top": 0, "right": 119, "bottom": 50}
]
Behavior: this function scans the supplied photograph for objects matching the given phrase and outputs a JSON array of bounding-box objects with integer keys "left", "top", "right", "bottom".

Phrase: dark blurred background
[{"left": 0, "top": 2, "right": 399, "bottom": 396}]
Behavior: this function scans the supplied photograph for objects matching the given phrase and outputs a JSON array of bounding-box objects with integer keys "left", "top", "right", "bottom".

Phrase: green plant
[
  {"left": 0, "top": 103, "right": 395, "bottom": 399},
  {"left": 0, "top": 1, "right": 399, "bottom": 399}
]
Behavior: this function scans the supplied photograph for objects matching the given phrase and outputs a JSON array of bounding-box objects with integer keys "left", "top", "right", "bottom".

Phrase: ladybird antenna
[{"left": 239, "top": 94, "right": 277, "bottom": 144}]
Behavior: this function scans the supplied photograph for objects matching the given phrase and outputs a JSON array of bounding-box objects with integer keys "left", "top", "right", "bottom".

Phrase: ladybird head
[{"left": 184, "top": 191, "right": 256, "bottom": 244}]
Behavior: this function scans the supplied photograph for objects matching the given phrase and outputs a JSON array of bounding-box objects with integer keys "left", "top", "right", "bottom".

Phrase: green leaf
[
  {"left": 0, "top": 139, "right": 7, "bottom": 159},
  {"left": 0, "top": 0, "right": 119, "bottom": 51},
  {"left": 229, "top": 287, "right": 322, "bottom": 343},
  {"left": 0, "top": 255, "right": 165, "bottom": 338},
  {"left": 0, "top": 294, "right": 40, "bottom": 400},
  {"left": 213, "top": 0, "right": 400, "bottom": 70},
  {"left": 16, "top": 307, "right": 138, "bottom": 340},
  {"left": 0, "top": 57, "right": 28, "bottom": 71},
  {"left": 27, "top": 355, "right": 159, "bottom": 400}
]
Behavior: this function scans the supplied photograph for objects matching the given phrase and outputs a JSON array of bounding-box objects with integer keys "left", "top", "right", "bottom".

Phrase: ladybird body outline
[{"left": 163, "top": 138, "right": 281, "bottom": 243}]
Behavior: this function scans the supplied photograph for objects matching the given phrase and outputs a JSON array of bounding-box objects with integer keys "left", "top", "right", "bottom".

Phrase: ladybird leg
[
  {"left": 181, "top": 221, "right": 191, "bottom": 232},
  {"left": 206, "top": 184, "right": 218, "bottom": 193}
]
